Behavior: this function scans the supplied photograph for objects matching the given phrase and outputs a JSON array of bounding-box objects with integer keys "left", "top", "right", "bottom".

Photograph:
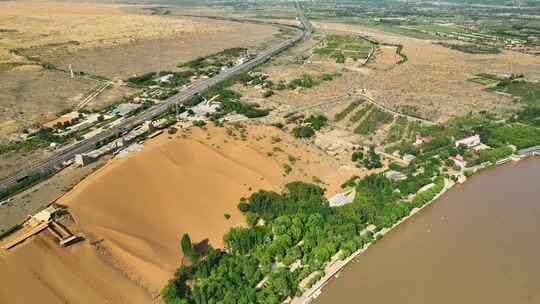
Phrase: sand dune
[
  {"left": 59, "top": 132, "right": 279, "bottom": 292},
  {"left": 0, "top": 232, "right": 153, "bottom": 304},
  {"left": 0, "top": 124, "right": 361, "bottom": 302}
]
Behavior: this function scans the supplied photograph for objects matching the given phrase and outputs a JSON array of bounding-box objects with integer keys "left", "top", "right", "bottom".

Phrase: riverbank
[
  {"left": 290, "top": 178, "right": 454, "bottom": 304},
  {"left": 292, "top": 155, "right": 536, "bottom": 304}
]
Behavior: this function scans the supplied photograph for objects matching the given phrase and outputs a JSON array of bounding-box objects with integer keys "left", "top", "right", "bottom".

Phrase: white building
[{"left": 455, "top": 134, "right": 481, "bottom": 148}]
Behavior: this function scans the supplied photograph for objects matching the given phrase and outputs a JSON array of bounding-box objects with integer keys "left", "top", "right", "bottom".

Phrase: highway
[{"left": 0, "top": 1, "right": 312, "bottom": 194}]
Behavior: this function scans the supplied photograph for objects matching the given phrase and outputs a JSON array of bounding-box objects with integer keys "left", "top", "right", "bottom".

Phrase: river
[{"left": 315, "top": 158, "right": 540, "bottom": 304}]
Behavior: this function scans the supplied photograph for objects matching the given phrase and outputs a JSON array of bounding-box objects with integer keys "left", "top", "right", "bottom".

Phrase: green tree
[{"left": 181, "top": 233, "right": 197, "bottom": 264}]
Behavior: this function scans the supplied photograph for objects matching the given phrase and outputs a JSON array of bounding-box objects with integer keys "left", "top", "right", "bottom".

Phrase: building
[
  {"left": 112, "top": 103, "right": 142, "bottom": 117},
  {"left": 449, "top": 154, "right": 466, "bottom": 169},
  {"left": 403, "top": 154, "right": 416, "bottom": 164},
  {"left": 414, "top": 135, "right": 433, "bottom": 146},
  {"left": 455, "top": 134, "right": 481, "bottom": 148},
  {"left": 328, "top": 189, "right": 356, "bottom": 207},
  {"left": 517, "top": 144, "right": 540, "bottom": 157},
  {"left": 385, "top": 170, "right": 408, "bottom": 181}
]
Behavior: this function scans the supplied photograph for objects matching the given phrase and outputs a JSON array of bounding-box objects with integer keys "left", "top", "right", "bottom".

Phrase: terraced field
[
  {"left": 354, "top": 107, "right": 394, "bottom": 135},
  {"left": 314, "top": 34, "right": 373, "bottom": 62}
]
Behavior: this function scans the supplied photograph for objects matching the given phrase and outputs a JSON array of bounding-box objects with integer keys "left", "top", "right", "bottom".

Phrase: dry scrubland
[
  {"left": 0, "top": 123, "right": 363, "bottom": 303},
  {"left": 313, "top": 22, "right": 540, "bottom": 122},
  {"left": 249, "top": 21, "right": 540, "bottom": 125},
  {"left": 0, "top": 1, "right": 277, "bottom": 142}
]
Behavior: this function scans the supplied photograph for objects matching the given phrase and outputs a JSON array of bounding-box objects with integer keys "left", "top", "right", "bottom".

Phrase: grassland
[{"left": 314, "top": 35, "right": 373, "bottom": 63}]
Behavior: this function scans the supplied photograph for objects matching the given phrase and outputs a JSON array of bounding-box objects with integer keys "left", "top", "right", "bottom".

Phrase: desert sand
[
  {"left": 0, "top": 122, "right": 363, "bottom": 303},
  {"left": 0, "top": 232, "right": 153, "bottom": 304}
]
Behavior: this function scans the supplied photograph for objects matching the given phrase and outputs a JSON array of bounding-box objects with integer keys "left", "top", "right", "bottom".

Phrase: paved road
[{"left": 0, "top": 1, "right": 312, "bottom": 194}]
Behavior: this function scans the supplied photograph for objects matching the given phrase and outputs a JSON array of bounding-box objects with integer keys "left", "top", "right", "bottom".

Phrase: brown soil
[
  {"left": 44, "top": 19, "right": 277, "bottom": 79},
  {"left": 0, "top": 1, "right": 278, "bottom": 141},
  {"left": 312, "top": 22, "right": 540, "bottom": 122}
]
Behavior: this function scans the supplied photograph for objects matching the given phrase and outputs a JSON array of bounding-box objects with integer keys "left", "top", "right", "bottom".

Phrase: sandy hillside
[
  {"left": 0, "top": 1, "right": 278, "bottom": 78},
  {"left": 0, "top": 122, "right": 367, "bottom": 302},
  {"left": 48, "top": 123, "right": 361, "bottom": 295},
  {"left": 0, "top": 2, "right": 214, "bottom": 52},
  {"left": 0, "top": 232, "right": 153, "bottom": 304}
]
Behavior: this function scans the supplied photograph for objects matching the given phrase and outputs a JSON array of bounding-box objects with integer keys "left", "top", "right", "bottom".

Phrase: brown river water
[{"left": 315, "top": 158, "right": 540, "bottom": 304}]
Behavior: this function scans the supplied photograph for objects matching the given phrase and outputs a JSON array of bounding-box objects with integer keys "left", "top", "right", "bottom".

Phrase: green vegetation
[
  {"left": 314, "top": 35, "right": 373, "bottom": 62},
  {"left": 127, "top": 72, "right": 158, "bottom": 86},
  {"left": 477, "top": 145, "right": 513, "bottom": 163},
  {"left": 354, "top": 108, "right": 394, "bottom": 135},
  {"left": 304, "top": 114, "right": 328, "bottom": 131},
  {"left": 181, "top": 233, "right": 198, "bottom": 265},
  {"left": 288, "top": 74, "right": 316, "bottom": 89},
  {"left": 0, "top": 128, "right": 65, "bottom": 156},
  {"left": 486, "top": 124, "right": 540, "bottom": 149},
  {"left": 351, "top": 146, "right": 382, "bottom": 169},
  {"left": 168, "top": 127, "right": 178, "bottom": 135},
  {"left": 193, "top": 120, "right": 206, "bottom": 128},
  {"left": 349, "top": 104, "right": 373, "bottom": 123},
  {"left": 200, "top": 88, "right": 270, "bottom": 120},
  {"left": 492, "top": 79, "right": 540, "bottom": 104},
  {"left": 263, "top": 90, "right": 274, "bottom": 98},
  {"left": 292, "top": 126, "right": 315, "bottom": 139},
  {"left": 381, "top": 43, "right": 408, "bottom": 64},
  {"left": 334, "top": 100, "right": 362, "bottom": 122},
  {"left": 126, "top": 71, "right": 193, "bottom": 88},
  {"left": 290, "top": 114, "right": 328, "bottom": 139},
  {"left": 385, "top": 117, "right": 408, "bottom": 143},
  {"left": 163, "top": 174, "right": 446, "bottom": 303},
  {"left": 439, "top": 43, "right": 501, "bottom": 54},
  {"left": 179, "top": 47, "right": 248, "bottom": 77},
  {"left": 282, "top": 163, "right": 292, "bottom": 175}
]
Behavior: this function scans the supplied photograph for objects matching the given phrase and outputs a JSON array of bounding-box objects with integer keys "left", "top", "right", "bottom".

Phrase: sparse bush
[
  {"left": 283, "top": 163, "right": 292, "bottom": 175},
  {"left": 263, "top": 90, "right": 274, "bottom": 98},
  {"left": 193, "top": 120, "right": 206, "bottom": 128},
  {"left": 292, "top": 126, "right": 315, "bottom": 139}
]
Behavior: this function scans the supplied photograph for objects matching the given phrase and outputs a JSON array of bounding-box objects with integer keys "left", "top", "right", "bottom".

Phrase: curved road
[{"left": 0, "top": 1, "right": 312, "bottom": 194}]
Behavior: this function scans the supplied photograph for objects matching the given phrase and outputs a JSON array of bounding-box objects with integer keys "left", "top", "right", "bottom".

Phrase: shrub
[
  {"left": 263, "top": 90, "right": 274, "bottom": 98},
  {"left": 305, "top": 114, "right": 328, "bottom": 130},
  {"left": 193, "top": 120, "right": 206, "bottom": 128},
  {"left": 283, "top": 163, "right": 292, "bottom": 175},
  {"left": 292, "top": 126, "right": 315, "bottom": 138}
]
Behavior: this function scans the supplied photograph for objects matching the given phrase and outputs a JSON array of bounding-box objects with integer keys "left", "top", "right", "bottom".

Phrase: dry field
[
  {"left": 0, "top": 1, "right": 278, "bottom": 142},
  {"left": 240, "top": 20, "right": 540, "bottom": 126},
  {"left": 313, "top": 22, "right": 540, "bottom": 122},
  {"left": 0, "top": 122, "right": 365, "bottom": 303}
]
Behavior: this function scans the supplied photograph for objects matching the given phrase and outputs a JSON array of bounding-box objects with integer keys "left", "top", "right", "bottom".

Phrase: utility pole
[{"left": 69, "top": 64, "right": 74, "bottom": 79}]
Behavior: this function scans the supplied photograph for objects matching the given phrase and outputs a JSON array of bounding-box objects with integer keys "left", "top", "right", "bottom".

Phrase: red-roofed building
[
  {"left": 414, "top": 135, "right": 433, "bottom": 146},
  {"left": 449, "top": 154, "right": 466, "bottom": 169}
]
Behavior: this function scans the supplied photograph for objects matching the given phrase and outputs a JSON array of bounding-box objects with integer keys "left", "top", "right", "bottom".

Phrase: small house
[{"left": 455, "top": 134, "right": 481, "bottom": 148}]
